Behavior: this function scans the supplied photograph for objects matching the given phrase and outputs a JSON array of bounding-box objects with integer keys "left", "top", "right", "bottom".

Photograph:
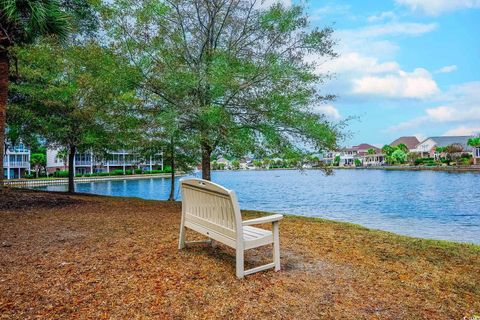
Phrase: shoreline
[
  {"left": 334, "top": 165, "right": 480, "bottom": 173},
  {"left": 213, "top": 165, "right": 480, "bottom": 173},
  {"left": 4, "top": 173, "right": 185, "bottom": 188}
]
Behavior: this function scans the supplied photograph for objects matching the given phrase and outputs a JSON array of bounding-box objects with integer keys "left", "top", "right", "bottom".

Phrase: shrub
[
  {"left": 135, "top": 168, "right": 142, "bottom": 174},
  {"left": 111, "top": 169, "right": 125, "bottom": 175},
  {"left": 53, "top": 170, "right": 69, "bottom": 178},
  {"left": 414, "top": 158, "right": 434, "bottom": 165},
  {"left": 24, "top": 174, "right": 35, "bottom": 179}
]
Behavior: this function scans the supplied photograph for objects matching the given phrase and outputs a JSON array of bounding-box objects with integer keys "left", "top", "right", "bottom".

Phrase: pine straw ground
[{"left": 0, "top": 189, "right": 479, "bottom": 320}]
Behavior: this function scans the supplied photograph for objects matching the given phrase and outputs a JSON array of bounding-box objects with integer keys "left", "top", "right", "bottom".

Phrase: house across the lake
[
  {"left": 412, "top": 136, "right": 474, "bottom": 158},
  {"left": 390, "top": 136, "right": 420, "bottom": 152},
  {"left": 323, "top": 143, "right": 384, "bottom": 167},
  {"left": 46, "top": 149, "right": 163, "bottom": 175},
  {"left": 474, "top": 146, "right": 480, "bottom": 165},
  {"left": 3, "top": 143, "right": 31, "bottom": 179}
]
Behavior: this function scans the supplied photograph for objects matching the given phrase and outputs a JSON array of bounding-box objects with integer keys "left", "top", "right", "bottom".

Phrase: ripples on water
[{"left": 36, "top": 169, "right": 480, "bottom": 244}]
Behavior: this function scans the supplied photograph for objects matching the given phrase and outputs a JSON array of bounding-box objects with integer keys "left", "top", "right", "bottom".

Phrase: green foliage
[
  {"left": 391, "top": 149, "right": 407, "bottom": 164},
  {"left": 382, "top": 145, "right": 395, "bottom": 156},
  {"left": 103, "top": 0, "right": 343, "bottom": 178},
  {"left": 467, "top": 137, "right": 480, "bottom": 147},
  {"left": 334, "top": 155, "right": 341, "bottom": 166},
  {"left": 53, "top": 170, "right": 69, "bottom": 177},
  {"left": 396, "top": 143, "right": 409, "bottom": 153},
  {"left": 30, "top": 153, "right": 46, "bottom": 166},
  {"left": 231, "top": 160, "right": 240, "bottom": 170},
  {"left": 0, "top": 0, "right": 70, "bottom": 47},
  {"left": 354, "top": 159, "right": 362, "bottom": 167},
  {"left": 415, "top": 157, "right": 434, "bottom": 165}
]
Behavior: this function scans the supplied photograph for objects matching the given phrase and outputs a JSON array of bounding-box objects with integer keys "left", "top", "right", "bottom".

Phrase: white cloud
[
  {"left": 426, "top": 105, "right": 480, "bottom": 122},
  {"left": 387, "top": 81, "right": 480, "bottom": 131},
  {"left": 436, "top": 65, "right": 458, "bottom": 73},
  {"left": 396, "top": 0, "right": 480, "bottom": 16},
  {"left": 367, "top": 11, "right": 396, "bottom": 22},
  {"left": 310, "top": 5, "right": 351, "bottom": 21},
  {"left": 350, "top": 22, "right": 438, "bottom": 38},
  {"left": 352, "top": 68, "right": 439, "bottom": 98},
  {"left": 313, "top": 104, "right": 341, "bottom": 120},
  {"left": 444, "top": 126, "right": 480, "bottom": 136},
  {"left": 317, "top": 52, "right": 400, "bottom": 75},
  {"left": 314, "top": 21, "right": 440, "bottom": 100},
  {"left": 335, "top": 21, "right": 437, "bottom": 59}
]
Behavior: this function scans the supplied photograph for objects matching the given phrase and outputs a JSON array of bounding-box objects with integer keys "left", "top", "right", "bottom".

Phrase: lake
[{"left": 35, "top": 169, "right": 480, "bottom": 244}]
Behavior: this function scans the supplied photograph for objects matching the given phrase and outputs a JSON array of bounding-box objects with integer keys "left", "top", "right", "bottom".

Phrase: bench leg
[
  {"left": 273, "top": 221, "right": 281, "bottom": 271},
  {"left": 236, "top": 248, "right": 244, "bottom": 279},
  {"left": 178, "top": 225, "right": 186, "bottom": 250}
]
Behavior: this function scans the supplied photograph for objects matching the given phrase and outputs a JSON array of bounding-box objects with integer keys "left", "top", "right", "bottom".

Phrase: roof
[
  {"left": 418, "top": 136, "right": 474, "bottom": 150},
  {"left": 355, "top": 143, "right": 380, "bottom": 151},
  {"left": 390, "top": 136, "right": 420, "bottom": 150}
]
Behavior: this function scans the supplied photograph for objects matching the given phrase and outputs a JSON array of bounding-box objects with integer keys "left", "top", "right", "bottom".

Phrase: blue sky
[{"left": 266, "top": 0, "right": 480, "bottom": 146}]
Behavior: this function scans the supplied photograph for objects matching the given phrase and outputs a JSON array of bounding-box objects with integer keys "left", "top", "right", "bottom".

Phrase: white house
[
  {"left": 215, "top": 157, "right": 231, "bottom": 170},
  {"left": 46, "top": 148, "right": 163, "bottom": 175},
  {"left": 474, "top": 146, "right": 480, "bottom": 165},
  {"left": 412, "top": 136, "right": 474, "bottom": 158},
  {"left": 4, "top": 143, "right": 31, "bottom": 179}
]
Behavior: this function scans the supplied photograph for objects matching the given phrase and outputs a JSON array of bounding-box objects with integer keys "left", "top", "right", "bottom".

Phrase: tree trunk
[
  {"left": 0, "top": 50, "right": 9, "bottom": 189},
  {"left": 68, "top": 145, "right": 76, "bottom": 193},
  {"left": 168, "top": 137, "right": 175, "bottom": 201},
  {"left": 201, "top": 142, "right": 212, "bottom": 181}
]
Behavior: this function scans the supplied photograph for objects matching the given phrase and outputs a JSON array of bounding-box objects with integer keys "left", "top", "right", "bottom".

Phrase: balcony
[
  {"left": 75, "top": 161, "right": 93, "bottom": 166},
  {"left": 4, "top": 161, "right": 30, "bottom": 168},
  {"left": 107, "top": 160, "right": 133, "bottom": 166}
]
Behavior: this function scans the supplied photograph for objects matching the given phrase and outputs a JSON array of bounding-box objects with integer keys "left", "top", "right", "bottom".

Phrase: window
[{"left": 476, "top": 148, "right": 480, "bottom": 158}]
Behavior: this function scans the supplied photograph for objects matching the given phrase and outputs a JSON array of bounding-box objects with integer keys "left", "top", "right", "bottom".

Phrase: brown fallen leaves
[{"left": 0, "top": 189, "right": 479, "bottom": 319}]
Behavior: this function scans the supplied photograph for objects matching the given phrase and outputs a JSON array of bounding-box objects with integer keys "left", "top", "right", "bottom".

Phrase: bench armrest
[{"left": 242, "top": 214, "right": 283, "bottom": 226}]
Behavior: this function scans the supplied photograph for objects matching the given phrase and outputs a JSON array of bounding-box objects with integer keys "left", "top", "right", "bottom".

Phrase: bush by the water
[
  {"left": 414, "top": 158, "right": 435, "bottom": 166},
  {"left": 53, "top": 170, "right": 69, "bottom": 177}
]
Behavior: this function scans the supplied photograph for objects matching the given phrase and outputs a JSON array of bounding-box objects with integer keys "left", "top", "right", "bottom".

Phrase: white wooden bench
[{"left": 179, "top": 178, "right": 283, "bottom": 279}]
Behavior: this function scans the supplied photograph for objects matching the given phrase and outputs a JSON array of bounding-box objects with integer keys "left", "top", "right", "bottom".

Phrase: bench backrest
[{"left": 180, "top": 178, "right": 243, "bottom": 245}]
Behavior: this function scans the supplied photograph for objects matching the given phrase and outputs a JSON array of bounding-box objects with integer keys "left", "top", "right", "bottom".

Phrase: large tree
[
  {"left": 9, "top": 41, "right": 138, "bottom": 192},
  {"left": 0, "top": 0, "right": 70, "bottom": 186},
  {"left": 104, "top": 0, "right": 342, "bottom": 181}
]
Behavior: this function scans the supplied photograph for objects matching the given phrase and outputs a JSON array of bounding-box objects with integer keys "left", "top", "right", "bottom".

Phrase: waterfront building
[
  {"left": 46, "top": 148, "right": 163, "bottom": 175},
  {"left": 323, "top": 143, "right": 384, "bottom": 167},
  {"left": 474, "top": 146, "right": 480, "bottom": 165},
  {"left": 3, "top": 143, "right": 31, "bottom": 179},
  {"left": 412, "top": 136, "right": 474, "bottom": 158},
  {"left": 215, "top": 157, "right": 232, "bottom": 170},
  {"left": 389, "top": 136, "right": 420, "bottom": 151}
]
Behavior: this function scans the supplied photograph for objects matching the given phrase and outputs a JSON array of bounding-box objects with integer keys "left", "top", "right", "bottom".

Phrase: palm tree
[
  {"left": 0, "top": 0, "right": 69, "bottom": 186},
  {"left": 468, "top": 137, "right": 480, "bottom": 147}
]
